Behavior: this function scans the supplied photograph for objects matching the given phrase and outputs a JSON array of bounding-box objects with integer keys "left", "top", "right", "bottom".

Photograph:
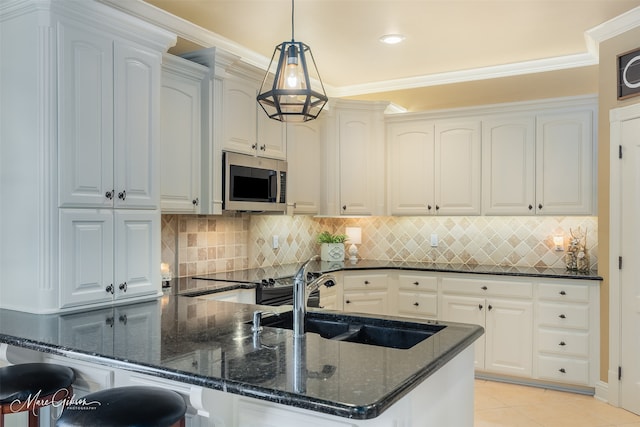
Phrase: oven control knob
[
  {"left": 268, "top": 278, "right": 275, "bottom": 286},
  {"left": 261, "top": 279, "right": 269, "bottom": 286}
]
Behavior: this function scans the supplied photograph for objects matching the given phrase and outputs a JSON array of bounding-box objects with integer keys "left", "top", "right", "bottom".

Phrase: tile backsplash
[{"left": 162, "top": 214, "right": 598, "bottom": 277}]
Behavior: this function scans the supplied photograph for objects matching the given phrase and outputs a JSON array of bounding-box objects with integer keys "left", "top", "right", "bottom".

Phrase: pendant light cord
[{"left": 291, "top": 0, "right": 295, "bottom": 41}]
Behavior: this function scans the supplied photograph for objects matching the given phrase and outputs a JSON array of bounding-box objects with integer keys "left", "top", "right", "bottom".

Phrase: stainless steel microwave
[{"left": 223, "top": 151, "right": 287, "bottom": 212}]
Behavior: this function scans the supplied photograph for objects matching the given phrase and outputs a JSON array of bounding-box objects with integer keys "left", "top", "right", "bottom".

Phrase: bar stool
[
  {"left": 56, "top": 386, "right": 187, "bottom": 427},
  {"left": 0, "top": 363, "right": 75, "bottom": 427}
]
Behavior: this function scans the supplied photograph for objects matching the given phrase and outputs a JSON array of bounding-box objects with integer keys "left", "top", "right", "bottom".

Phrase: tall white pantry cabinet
[{"left": 0, "top": 0, "right": 175, "bottom": 313}]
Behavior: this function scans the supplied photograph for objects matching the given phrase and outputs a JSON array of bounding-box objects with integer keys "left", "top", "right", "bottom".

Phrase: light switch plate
[{"left": 430, "top": 233, "right": 438, "bottom": 247}]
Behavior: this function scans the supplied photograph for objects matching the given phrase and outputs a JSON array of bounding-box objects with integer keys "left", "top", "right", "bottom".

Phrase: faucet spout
[{"left": 292, "top": 256, "right": 336, "bottom": 338}]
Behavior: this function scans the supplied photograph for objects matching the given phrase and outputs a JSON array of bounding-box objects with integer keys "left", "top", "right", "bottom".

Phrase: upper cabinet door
[
  {"left": 536, "top": 110, "right": 594, "bottom": 215},
  {"left": 160, "top": 57, "right": 205, "bottom": 213},
  {"left": 222, "top": 77, "right": 257, "bottom": 156},
  {"left": 287, "top": 120, "right": 322, "bottom": 214},
  {"left": 113, "top": 42, "right": 161, "bottom": 209},
  {"left": 435, "top": 120, "right": 482, "bottom": 215},
  {"left": 58, "top": 22, "right": 114, "bottom": 208},
  {"left": 256, "top": 107, "right": 286, "bottom": 159},
  {"left": 387, "top": 121, "right": 435, "bottom": 215},
  {"left": 338, "top": 111, "right": 374, "bottom": 215},
  {"left": 482, "top": 116, "right": 536, "bottom": 215}
]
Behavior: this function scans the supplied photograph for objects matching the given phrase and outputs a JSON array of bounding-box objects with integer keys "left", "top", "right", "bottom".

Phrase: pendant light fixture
[{"left": 257, "top": 0, "right": 328, "bottom": 122}]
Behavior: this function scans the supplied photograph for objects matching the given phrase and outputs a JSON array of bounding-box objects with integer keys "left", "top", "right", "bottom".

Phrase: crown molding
[
  {"left": 98, "top": 0, "right": 640, "bottom": 97},
  {"left": 332, "top": 53, "right": 598, "bottom": 97}
]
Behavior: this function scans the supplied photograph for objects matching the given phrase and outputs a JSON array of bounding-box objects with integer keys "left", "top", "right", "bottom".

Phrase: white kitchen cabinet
[
  {"left": 287, "top": 119, "right": 323, "bottom": 214},
  {"left": 481, "top": 116, "right": 536, "bottom": 215},
  {"left": 386, "top": 118, "right": 481, "bottom": 215},
  {"left": 536, "top": 109, "right": 594, "bottom": 215},
  {"left": 323, "top": 100, "right": 388, "bottom": 216},
  {"left": 160, "top": 54, "right": 207, "bottom": 213},
  {"left": 60, "top": 209, "right": 160, "bottom": 308},
  {"left": 222, "top": 74, "right": 286, "bottom": 160},
  {"left": 482, "top": 106, "right": 595, "bottom": 216},
  {"left": 440, "top": 277, "right": 533, "bottom": 377},
  {"left": 396, "top": 273, "right": 438, "bottom": 319},
  {"left": 534, "top": 280, "right": 599, "bottom": 386},
  {"left": 435, "top": 120, "right": 482, "bottom": 215},
  {"left": 387, "top": 121, "right": 435, "bottom": 215},
  {"left": 342, "top": 271, "right": 389, "bottom": 315},
  {"left": 58, "top": 21, "right": 162, "bottom": 210},
  {"left": 0, "top": 2, "right": 173, "bottom": 313}
]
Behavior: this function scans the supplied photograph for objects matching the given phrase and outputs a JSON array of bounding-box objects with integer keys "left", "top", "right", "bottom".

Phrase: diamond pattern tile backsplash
[{"left": 162, "top": 214, "right": 598, "bottom": 277}]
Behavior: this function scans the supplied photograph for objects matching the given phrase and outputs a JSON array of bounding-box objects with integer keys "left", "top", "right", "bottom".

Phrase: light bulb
[
  {"left": 283, "top": 45, "right": 301, "bottom": 89},
  {"left": 285, "top": 63, "right": 299, "bottom": 88}
]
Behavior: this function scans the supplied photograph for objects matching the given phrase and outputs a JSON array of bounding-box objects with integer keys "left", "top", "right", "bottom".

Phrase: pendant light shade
[{"left": 257, "top": 1, "right": 328, "bottom": 122}]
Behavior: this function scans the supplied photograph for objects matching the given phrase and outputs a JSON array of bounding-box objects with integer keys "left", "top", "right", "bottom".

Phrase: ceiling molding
[
  {"left": 331, "top": 53, "right": 598, "bottom": 97},
  {"left": 586, "top": 5, "right": 640, "bottom": 56},
  {"left": 98, "top": 0, "right": 640, "bottom": 98}
]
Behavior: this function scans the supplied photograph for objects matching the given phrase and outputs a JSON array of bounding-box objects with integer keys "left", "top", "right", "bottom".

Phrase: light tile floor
[{"left": 475, "top": 380, "right": 640, "bottom": 427}]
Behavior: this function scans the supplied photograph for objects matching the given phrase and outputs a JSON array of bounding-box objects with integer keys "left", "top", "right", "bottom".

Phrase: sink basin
[
  {"left": 259, "top": 311, "right": 352, "bottom": 339},
  {"left": 254, "top": 311, "right": 445, "bottom": 350},
  {"left": 340, "top": 324, "right": 434, "bottom": 349}
]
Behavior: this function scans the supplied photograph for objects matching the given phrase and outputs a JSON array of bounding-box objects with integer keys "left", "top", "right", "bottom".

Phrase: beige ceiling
[{"left": 142, "top": 0, "right": 640, "bottom": 109}]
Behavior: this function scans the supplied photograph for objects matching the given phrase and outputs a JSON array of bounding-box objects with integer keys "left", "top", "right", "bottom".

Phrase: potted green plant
[{"left": 317, "top": 231, "right": 348, "bottom": 261}]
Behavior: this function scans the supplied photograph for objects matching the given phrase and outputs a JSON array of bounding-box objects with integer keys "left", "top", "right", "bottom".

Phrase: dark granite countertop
[
  {"left": 180, "top": 260, "right": 601, "bottom": 295},
  {"left": 0, "top": 295, "right": 483, "bottom": 419}
]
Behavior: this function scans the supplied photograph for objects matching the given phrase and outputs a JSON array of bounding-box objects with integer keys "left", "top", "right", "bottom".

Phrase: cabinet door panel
[
  {"left": 339, "top": 112, "right": 372, "bottom": 215},
  {"left": 484, "top": 299, "right": 533, "bottom": 376},
  {"left": 482, "top": 117, "right": 535, "bottom": 214},
  {"left": 287, "top": 121, "right": 321, "bottom": 213},
  {"left": 222, "top": 78, "right": 257, "bottom": 155},
  {"left": 257, "top": 109, "right": 286, "bottom": 159},
  {"left": 387, "top": 122, "right": 435, "bottom": 215},
  {"left": 114, "top": 211, "right": 160, "bottom": 300},
  {"left": 114, "top": 43, "right": 160, "bottom": 209},
  {"left": 435, "top": 120, "right": 481, "bottom": 215},
  {"left": 160, "top": 64, "right": 202, "bottom": 213},
  {"left": 536, "top": 111, "right": 593, "bottom": 214},
  {"left": 58, "top": 23, "right": 114, "bottom": 208},
  {"left": 440, "top": 295, "right": 485, "bottom": 368},
  {"left": 59, "top": 210, "right": 114, "bottom": 307}
]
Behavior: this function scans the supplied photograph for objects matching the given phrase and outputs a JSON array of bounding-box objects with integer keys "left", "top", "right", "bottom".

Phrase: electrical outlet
[
  {"left": 272, "top": 235, "right": 279, "bottom": 249},
  {"left": 430, "top": 233, "right": 438, "bottom": 247}
]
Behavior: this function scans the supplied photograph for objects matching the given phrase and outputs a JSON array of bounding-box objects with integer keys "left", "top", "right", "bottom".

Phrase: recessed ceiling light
[{"left": 379, "top": 34, "right": 406, "bottom": 45}]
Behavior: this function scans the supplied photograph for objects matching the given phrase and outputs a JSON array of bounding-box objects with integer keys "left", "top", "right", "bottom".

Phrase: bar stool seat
[
  {"left": 0, "top": 363, "right": 75, "bottom": 427},
  {"left": 56, "top": 386, "right": 186, "bottom": 427}
]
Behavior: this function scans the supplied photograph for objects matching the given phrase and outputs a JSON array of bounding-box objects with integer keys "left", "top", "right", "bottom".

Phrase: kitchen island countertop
[{"left": 0, "top": 294, "right": 483, "bottom": 420}]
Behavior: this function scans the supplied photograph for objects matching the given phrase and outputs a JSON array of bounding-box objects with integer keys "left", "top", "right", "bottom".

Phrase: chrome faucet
[{"left": 293, "top": 256, "right": 336, "bottom": 337}]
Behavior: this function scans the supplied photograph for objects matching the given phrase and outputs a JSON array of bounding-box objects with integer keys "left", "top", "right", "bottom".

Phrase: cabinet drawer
[
  {"left": 537, "top": 355, "right": 589, "bottom": 385},
  {"left": 537, "top": 328, "right": 589, "bottom": 357},
  {"left": 343, "top": 273, "right": 387, "bottom": 290},
  {"left": 538, "top": 303, "right": 589, "bottom": 330},
  {"left": 398, "top": 274, "right": 437, "bottom": 291},
  {"left": 397, "top": 292, "right": 438, "bottom": 318},
  {"left": 442, "top": 277, "right": 532, "bottom": 298},
  {"left": 538, "top": 282, "right": 589, "bottom": 302}
]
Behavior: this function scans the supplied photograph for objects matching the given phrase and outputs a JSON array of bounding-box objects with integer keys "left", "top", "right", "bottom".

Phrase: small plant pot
[{"left": 320, "top": 243, "right": 345, "bottom": 262}]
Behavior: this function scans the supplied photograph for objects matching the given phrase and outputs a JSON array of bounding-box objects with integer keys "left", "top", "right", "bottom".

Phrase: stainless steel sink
[{"left": 255, "top": 311, "right": 446, "bottom": 350}]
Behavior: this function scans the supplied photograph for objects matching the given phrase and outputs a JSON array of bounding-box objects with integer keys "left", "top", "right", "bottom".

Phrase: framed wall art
[{"left": 618, "top": 47, "right": 640, "bottom": 100}]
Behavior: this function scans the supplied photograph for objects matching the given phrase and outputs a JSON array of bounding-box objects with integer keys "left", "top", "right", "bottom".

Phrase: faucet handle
[
  {"left": 251, "top": 310, "right": 279, "bottom": 333},
  {"left": 251, "top": 311, "right": 264, "bottom": 332}
]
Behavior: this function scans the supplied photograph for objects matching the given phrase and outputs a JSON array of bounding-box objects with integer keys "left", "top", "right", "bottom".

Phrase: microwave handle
[{"left": 269, "top": 171, "right": 278, "bottom": 202}]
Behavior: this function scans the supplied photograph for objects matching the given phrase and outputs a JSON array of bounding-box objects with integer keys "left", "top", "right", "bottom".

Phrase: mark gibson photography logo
[{"left": 10, "top": 388, "right": 101, "bottom": 418}]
